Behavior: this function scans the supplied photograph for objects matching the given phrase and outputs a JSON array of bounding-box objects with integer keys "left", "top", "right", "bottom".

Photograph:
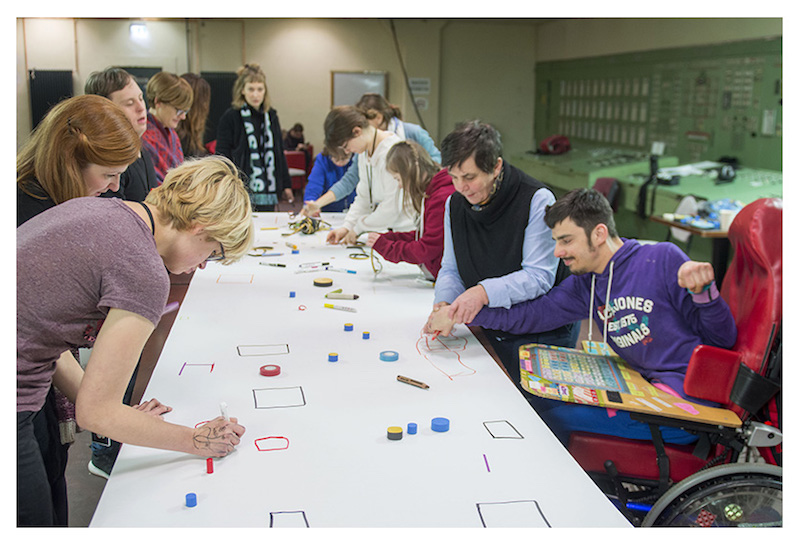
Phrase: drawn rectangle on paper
[
  {"left": 178, "top": 362, "right": 214, "bottom": 376},
  {"left": 476, "top": 500, "right": 550, "bottom": 528},
  {"left": 254, "top": 386, "right": 306, "bottom": 409},
  {"left": 483, "top": 420, "right": 523, "bottom": 439},
  {"left": 217, "top": 273, "right": 254, "bottom": 284},
  {"left": 237, "top": 344, "right": 289, "bottom": 357},
  {"left": 269, "top": 510, "right": 309, "bottom": 528}
]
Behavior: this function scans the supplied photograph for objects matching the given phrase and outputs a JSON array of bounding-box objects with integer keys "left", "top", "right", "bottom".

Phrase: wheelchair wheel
[{"left": 642, "top": 463, "right": 781, "bottom": 527}]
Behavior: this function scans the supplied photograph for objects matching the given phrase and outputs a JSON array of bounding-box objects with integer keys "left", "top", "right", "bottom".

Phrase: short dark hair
[
  {"left": 440, "top": 120, "right": 502, "bottom": 174},
  {"left": 84, "top": 67, "right": 134, "bottom": 98},
  {"left": 323, "top": 106, "right": 368, "bottom": 151},
  {"left": 545, "top": 188, "right": 618, "bottom": 241}
]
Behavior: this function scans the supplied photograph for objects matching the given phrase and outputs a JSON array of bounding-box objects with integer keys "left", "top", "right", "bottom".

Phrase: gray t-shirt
[{"left": 17, "top": 197, "right": 169, "bottom": 412}]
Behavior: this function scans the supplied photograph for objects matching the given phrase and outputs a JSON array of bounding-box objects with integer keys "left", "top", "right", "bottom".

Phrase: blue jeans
[{"left": 528, "top": 395, "right": 698, "bottom": 446}]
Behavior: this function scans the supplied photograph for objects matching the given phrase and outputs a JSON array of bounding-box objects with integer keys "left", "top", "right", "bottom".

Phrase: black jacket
[{"left": 215, "top": 106, "right": 291, "bottom": 193}]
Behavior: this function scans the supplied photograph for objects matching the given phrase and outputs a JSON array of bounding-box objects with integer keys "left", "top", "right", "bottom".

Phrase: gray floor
[{"left": 64, "top": 430, "right": 107, "bottom": 527}]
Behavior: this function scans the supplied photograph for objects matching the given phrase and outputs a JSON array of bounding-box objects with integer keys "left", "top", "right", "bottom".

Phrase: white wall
[{"left": 17, "top": 17, "right": 782, "bottom": 158}]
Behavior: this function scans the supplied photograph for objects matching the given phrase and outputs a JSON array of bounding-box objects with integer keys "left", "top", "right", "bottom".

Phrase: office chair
[
  {"left": 592, "top": 177, "right": 620, "bottom": 212},
  {"left": 566, "top": 198, "right": 783, "bottom": 526}
]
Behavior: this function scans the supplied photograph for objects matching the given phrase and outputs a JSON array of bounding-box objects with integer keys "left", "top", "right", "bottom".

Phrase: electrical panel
[{"left": 534, "top": 38, "right": 782, "bottom": 171}]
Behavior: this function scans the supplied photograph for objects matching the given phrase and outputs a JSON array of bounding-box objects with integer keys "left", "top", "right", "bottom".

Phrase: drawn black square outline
[
  {"left": 269, "top": 510, "right": 309, "bottom": 527},
  {"left": 482, "top": 420, "right": 524, "bottom": 439},
  {"left": 253, "top": 386, "right": 306, "bottom": 409},
  {"left": 476, "top": 500, "right": 550, "bottom": 528}
]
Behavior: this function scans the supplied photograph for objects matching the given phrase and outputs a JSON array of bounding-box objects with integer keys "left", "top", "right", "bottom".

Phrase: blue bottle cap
[
  {"left": 292, "top": 249, "right": 300, "bottom": 254},
  {"left": 344, "top": 323, "right": 354, "bottom": 331},
  {"left": 362, "top": 331, "right": 370, "bottom": 339},
  {"left": 186, "top": 492, "right": 197, "bottom": 507},
  {"left": 407, "top": 422, "right": 418, "bottom": 435},
  {"left": 379, "top": 350, "right": 398, "bottom": 362},
  {"left": 431, "top": 417, "right": 450, "bottom": 432},
  {"left": 289, "top": 291, "right": 296, "bottom": 298},
  {"left": 328, "top": 352, "right": 338, "bottom": 362}
]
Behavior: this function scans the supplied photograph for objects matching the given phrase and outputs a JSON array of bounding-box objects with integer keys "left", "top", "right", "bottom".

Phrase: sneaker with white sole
[{"left": 87, "top": 460, "right": 110, "bottom": 480}]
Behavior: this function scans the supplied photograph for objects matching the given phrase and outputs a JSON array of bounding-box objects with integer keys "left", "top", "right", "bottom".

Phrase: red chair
[
  {"left": 567, "top": 198, "right": 782, "bottom": 525},
  {"left": 285, "top": 150, "right": 307, "bottom": 191}
]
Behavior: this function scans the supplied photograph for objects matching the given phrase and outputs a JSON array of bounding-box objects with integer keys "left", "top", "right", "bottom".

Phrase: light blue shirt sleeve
[
  {"left": 433, "top": 195, "right": 466, "bottom": 304},
  {"left": 478, "top": 188, "right": 559, "bottom": 308},
  {"left": 329, "top": 155, "right": 360, "bottom": 201},
  {"left": 403, "top": 122, "right": 441, "bottom": 163}
]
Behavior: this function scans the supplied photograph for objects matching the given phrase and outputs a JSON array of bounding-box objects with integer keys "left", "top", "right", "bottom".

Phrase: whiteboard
[
  {"left": 90, "top": 213, "right": 630, "bottom": 528},
  {"left": 331, "top": 71, "right": 387, "bottom": 107}
]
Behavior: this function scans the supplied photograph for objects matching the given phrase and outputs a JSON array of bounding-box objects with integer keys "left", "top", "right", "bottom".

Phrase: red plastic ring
[{"left": 260, "top": 364, "right": 281, "bottom": 377}]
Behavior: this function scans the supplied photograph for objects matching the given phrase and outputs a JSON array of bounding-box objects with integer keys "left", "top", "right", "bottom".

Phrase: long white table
[{"left": 90, "top": 212, "right": 630, "bottom": 527}]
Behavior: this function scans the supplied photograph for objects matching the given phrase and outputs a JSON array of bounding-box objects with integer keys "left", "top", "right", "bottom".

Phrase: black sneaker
[{"left": 88, "top": 440, "right": 120, "bottom": 479}]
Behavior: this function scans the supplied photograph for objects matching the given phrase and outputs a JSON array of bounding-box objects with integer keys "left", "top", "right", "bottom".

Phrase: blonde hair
[
  {"left": 146, "top": 71, "right": 193, "bottom": 112},
  {"left": 17, "top": 94, "right": 140, "bottom": 204},
  {"left": 386, "top": 140, "right": 440, "bottom": 215},
  {"left": 145, "top": 156, "right": 254, "bottom": 264},
  {"left": 231, "top": 63, "right": 271, "bottom": 111}
]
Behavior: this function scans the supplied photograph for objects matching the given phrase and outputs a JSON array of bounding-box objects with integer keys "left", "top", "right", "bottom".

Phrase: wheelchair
[{"left": 567, "top": 198, "right": 783, "bottom": 527}]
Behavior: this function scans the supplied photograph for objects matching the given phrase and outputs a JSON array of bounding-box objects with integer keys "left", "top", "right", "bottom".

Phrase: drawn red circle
[{"left": 255, "top": 436, "right": 290, "bottom": 451}]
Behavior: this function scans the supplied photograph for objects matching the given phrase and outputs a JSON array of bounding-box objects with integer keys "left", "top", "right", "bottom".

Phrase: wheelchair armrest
[{"left": 684, "top": 344, "right": 741, "bottom": 405}]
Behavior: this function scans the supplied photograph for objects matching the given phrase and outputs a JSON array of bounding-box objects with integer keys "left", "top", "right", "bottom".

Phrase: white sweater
[{"left": 342, "top": 132, "right": 418, "bottom": 235}]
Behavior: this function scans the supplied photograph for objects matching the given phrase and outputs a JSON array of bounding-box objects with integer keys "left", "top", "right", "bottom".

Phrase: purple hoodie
[{"left": 471, "top": 239, "right": 737, "bottom": 402}]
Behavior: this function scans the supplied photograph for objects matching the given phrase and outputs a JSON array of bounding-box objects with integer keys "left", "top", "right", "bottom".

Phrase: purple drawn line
[
  {"left": 179, "top": 362, "right": 187, "bottom": 376},
  {"left": 483, "top": 454, "right": 491, "bottom": 472}
]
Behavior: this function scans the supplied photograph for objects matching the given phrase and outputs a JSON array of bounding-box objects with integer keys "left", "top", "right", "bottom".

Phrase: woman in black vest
[
  {"left": 216, "top": 63, "right": 293, "bottom": 211},
  {"left": 426, "top": 121, "right": 578, "bottom": 389}
]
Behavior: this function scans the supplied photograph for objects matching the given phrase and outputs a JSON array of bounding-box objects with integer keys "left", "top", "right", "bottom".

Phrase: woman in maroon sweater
[{"left": 367, "top": 141, "right": 455, "bottom": 280}]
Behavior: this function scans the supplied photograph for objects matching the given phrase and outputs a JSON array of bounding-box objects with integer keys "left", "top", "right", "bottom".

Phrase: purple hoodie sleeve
[
  {"left": 470, "top": 275, "right": 588, "bottom": 334},
  {"left": 664, "top": 246, "right": 737, "bottom": 349}
]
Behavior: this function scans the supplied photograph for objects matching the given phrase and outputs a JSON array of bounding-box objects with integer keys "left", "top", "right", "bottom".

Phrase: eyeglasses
[
  {"left": 171, "top": 105, "right": 190, "bottom": 117},
  {"left": 206, "top": 243, "right": 225, "bottom": 262}
]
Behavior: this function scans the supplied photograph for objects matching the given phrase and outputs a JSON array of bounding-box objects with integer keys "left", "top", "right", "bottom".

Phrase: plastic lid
[
  {"left": 431, "top": 417, "right": 450, "bottom": 432},
  {"left": 387, "top": 426, "right": 403, "bottom": 440}
]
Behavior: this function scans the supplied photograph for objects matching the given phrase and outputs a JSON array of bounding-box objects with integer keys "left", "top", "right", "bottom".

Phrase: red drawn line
[
  {"left": 415, "top": 329, "right": 476, "bottom": 380},
  {"left": 255, "top": 436, "right": 290, "bottom": 451}
]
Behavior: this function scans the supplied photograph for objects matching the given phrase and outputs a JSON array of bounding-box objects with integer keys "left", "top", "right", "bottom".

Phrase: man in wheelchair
[{"left": 429, "top": 189, "right": 782, "bottom": 526}]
